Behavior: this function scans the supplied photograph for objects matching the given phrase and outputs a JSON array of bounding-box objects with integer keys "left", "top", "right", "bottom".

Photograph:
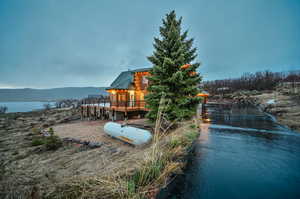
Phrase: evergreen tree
[{"left": 146, "top": 10, "right": 202, "bottom": 121}]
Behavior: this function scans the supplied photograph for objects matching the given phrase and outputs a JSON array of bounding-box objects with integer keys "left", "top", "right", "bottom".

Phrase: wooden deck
[{"left": 80, "top": 100, "right": 148, "bottom": 120}]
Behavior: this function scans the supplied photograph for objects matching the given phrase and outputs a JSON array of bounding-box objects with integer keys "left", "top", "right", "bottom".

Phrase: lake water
[
  {"left": 0, "top": 101, "right": 55, "bottom": 113},
  {"left": 169, "top": 104, "right": 300, "bottom": 199}
]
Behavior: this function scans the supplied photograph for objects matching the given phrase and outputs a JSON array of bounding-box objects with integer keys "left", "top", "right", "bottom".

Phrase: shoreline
[
  {"left": 0, "top": 101, "right": 57, "bottom": 114},
  {"left": 156, "top": 140, "right": 198, "bottom": 199}
]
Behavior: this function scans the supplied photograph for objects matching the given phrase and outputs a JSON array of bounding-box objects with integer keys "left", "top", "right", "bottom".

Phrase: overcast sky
[{"left": 0, "top": 0, "right": 299, "bottom": 88}]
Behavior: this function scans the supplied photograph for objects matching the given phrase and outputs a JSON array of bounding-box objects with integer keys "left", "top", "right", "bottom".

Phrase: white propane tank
[{"left": 104, "top": 122, "right": 152, "bottom": 145}]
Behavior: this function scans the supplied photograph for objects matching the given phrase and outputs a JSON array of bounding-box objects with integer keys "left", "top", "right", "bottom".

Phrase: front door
[{"left": 129, "top": 91, "right": 135, "bottom": 107}]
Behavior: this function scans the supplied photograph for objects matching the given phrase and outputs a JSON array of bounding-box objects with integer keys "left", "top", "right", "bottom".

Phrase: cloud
[{"left": 0, "top": 0, "right": 299, "bottom": 87}]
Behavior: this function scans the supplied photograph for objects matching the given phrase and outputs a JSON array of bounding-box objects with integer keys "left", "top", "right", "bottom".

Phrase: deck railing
[
  {"left": 110, "top": 100, "right": 146, "bottom": 109},
  {"left": 81, "top": 99, "right": 146, "bottom": 109}
]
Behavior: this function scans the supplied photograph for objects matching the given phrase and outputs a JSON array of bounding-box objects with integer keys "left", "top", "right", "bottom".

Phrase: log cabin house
[
  {"left": 106, "top": 68, "right": 151, "bottom": 118},
  {"left": 81, "top": 66, "right": 209, "bottom": 120},
  {"left": 81, "top": 68, "right": 151, "bottom": 120}
]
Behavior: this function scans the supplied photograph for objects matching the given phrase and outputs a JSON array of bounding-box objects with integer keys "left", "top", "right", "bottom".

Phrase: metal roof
[
  {"left": 130, "top": 67, "right": 151, "bottom": 72},
  {"left": 106, "top": 68, "right": 151, "bottom": 90}
]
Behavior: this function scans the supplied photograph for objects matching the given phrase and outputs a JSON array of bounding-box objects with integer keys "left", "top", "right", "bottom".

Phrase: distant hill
[{"left": 0, "top": 87, "right": 108, "bottom": 102}]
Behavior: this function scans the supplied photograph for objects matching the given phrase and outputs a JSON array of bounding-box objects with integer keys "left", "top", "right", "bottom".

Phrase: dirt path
[
  {"left": 0, "top": 110, "right": 148, "bottom": 198},
  {"left": 53, "top": 120, "right": 133, "bottom": 150}
]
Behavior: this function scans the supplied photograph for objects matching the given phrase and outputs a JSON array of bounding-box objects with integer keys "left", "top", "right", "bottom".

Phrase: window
[{"left": 141, "top": 76, "right": 148, "bottom": 89}]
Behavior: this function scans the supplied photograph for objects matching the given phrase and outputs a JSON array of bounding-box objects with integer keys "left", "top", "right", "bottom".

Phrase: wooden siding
[{"left": 105, "top": 71, "right": 150, "bottom": 112}]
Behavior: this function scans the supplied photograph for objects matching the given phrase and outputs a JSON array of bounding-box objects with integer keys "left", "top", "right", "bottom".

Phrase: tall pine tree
[{"left": 146, "top": 10, "right": 202, "bottom": 121}]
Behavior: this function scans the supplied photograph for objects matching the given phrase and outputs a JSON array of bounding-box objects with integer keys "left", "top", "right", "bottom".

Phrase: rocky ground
[
  {"left": 211, "top": 86, "right": 300, "bottom": 132},
  {"left": 0, "top": 109, "right": 148, "bottom": 198},
  {"left": 256, "top": 91, "right": 300, "bottom": 132}
]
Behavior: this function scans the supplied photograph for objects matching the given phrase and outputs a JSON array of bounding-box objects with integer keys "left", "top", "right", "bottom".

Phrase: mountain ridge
[{"left": 0, "top": 87, "right": 108, "bottom": 102}]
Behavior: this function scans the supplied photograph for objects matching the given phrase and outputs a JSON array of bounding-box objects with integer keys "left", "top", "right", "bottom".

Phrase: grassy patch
[
  {"left": 31, "top": 138, "right": 45, "bottom": 146},
  {"left": 183, "top": 131, "right": 199, "bottom": 145},
  {"left": 132, "top": 156, "right": 166, "bottom": 188},
  {"left": 168, "top": 130, "right": 198, "bottom": 149},
  {"left": 0, "top": 161, "right": 5, "bottom": 181},
  {"left": 126, "top": 180, "right": 136, "bottom": 198},
  {"left": 30, "top": 128, "right": 62, "bottom": 150},
  {"left": 189, "top": 124, "right": 196, "bottom": 129},
  {"left": 167, "top": 137, "right": 182, "bottom": 149},
  {"left": 121, "top": 124, "right": 199, "bottom": 198}
]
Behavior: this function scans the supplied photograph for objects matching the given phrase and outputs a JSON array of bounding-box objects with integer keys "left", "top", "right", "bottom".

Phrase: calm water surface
[
  {"left": 177, "top": 104, "right": 300, "bottom": 199},
  {"left": 0, "top": 101, "right": 55, "bottom": 113}
]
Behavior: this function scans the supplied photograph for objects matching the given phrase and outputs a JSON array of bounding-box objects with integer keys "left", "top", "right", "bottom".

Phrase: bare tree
[
  {"left": 0, "top": 106, "right": 7, "bottom": 114},
  {"left": 203, "top": 70, "right": 300, "bottom": 94}
]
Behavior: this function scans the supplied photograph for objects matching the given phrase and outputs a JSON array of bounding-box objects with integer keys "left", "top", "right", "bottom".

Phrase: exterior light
[
  {"left": 189, "top": 71, "right": 197, "bottom": 76},
  {"left": 180, "top": 64, "right": 191, "bottom": 69},
  {"left": 128, "top": 90, "right": 135, "bottom": 95}
]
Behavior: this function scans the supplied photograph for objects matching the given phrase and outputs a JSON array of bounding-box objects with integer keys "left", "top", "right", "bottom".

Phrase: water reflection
[
  {"left": 177, "top": 103, "right": 300, "bottom": 199},
  {"left": 201, "top": 105, "right": 211, "bottom": 124},
  {"left": 199, "top": 105, "right": 211, "bottom": 143}
]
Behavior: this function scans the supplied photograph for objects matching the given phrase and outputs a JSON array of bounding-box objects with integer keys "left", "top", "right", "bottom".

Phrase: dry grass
[{"left": 47, "top": 120, "right": 199, "bottom": 199}]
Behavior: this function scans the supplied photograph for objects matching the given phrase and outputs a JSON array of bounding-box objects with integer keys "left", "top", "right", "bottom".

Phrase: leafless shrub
[
  {"left": 55, "top": 99, "right": 81, "bottom": 109},
  {"left": 204, "top": 70, "right": 300, "bottom": 95},
  {"left": 0, "top": 106, "right": 7, "bottom": 114},
  {"left": 43, "top": 103, "right": 51, "bottom": 110}
]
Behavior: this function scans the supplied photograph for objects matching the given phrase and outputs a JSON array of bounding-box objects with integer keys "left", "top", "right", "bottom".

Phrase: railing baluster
[{"left": 106, "top": 100, "right": 146, "bottom": 110}]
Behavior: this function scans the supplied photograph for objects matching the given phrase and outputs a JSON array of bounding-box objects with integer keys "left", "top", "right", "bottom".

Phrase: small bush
[
  {"left": 31, "top": 138, "right": 45, "bottom": 146},
  {"left": 30, "top": 128, "right": 62, "bottom": 150},
  {"left": 45, "top": 135, "right": 62, "bottom": 150},
  {"left": 43, "top": 103, "right": 51, "bottom": 110},
  {"left": 31, "top": 128, "right": 40, "bottom": 135},
  {"left": 189, "top": 124, "right": 196, "bottom": 129},
  {"left": 126, "top": 180, "right": 136, "bottom": 197}
]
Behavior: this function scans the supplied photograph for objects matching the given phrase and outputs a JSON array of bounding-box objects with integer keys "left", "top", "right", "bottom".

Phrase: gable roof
[
  {"left": 107, "top": 67, "right": 151, "bottom": 90},
  {"left": 131, "top": 68, "right": 151, "bottom": 73}
]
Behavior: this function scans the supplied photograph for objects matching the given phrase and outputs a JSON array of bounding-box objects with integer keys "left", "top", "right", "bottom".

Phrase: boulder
[
  {"left": 47, "top": 120, "right": 56, "bottom": 126},
  {"left": 88, "top": 142, "right": 102, "bottom": 148},
  {"left": 17, "top": 117, "right": 27, "bottom": 121},
  {"left": 29, "top": 121, "right": 40, "bottom": 127},
  {"left": 42, "top": 123, "right": 50, "bottom": 128},
  {"left": 72, "top": 138, "right": 81, "bottom": 143},
  {"left": 62, "top": 137, "right": 73, "bottom": 142}
]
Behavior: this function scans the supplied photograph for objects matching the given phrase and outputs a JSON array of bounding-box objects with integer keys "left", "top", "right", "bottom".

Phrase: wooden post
[
  {"left": 87, "top": 106, "right": 90, "bottom": 120},
  {"left": 125, "top": 92, "right": 128, "bottom": 117},
  {"left": 116, "top": 93, "right": 119, "bottom": 108},
  {"left": 112, "top": 109, "right": 115, "bottom": 121}
]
